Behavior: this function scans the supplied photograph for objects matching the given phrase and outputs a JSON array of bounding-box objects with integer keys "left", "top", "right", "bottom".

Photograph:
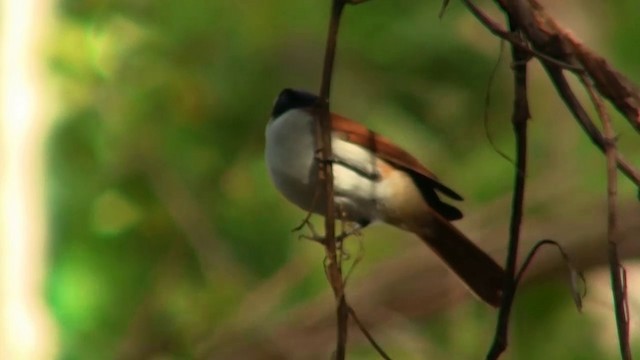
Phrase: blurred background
[{"left": 1, "top": 0, "right": 639, "bottom": 359}]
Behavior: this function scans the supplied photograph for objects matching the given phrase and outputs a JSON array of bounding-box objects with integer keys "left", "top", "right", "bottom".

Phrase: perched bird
[{"left": 265, "top": 88, "right": 505, "bottom": 306}]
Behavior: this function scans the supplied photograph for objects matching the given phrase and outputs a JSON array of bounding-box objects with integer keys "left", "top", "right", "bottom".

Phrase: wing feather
[{"left": 330, "top": 113, "right": 464, "bottom": 220}]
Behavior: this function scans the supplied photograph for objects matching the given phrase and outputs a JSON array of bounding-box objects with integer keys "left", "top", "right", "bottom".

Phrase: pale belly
[{"left": 265, "top": 110, "right": 382, "bottom": 223}]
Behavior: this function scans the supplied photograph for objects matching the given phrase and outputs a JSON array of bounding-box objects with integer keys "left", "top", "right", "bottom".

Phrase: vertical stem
[
  {"left": 585, "top": 81, "right": 632, "bottom": 359},
  {"left": 605, "top": 130, "right": 632, "bottom": 360},
  {"left": 486, "top": 19, "right": 530, "bottom": 360},
  {"left": 316, "top": 0, "right": 348, "bottom": 358},
  {"left": 319, "top": 1, "right": 345, "bottom": 100}
]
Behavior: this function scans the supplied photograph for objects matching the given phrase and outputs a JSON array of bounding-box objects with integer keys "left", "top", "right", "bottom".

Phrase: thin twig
[
  {"left": 465, "top": 0, "right": 637, "bottom": 356},
  {"left": 516, "top": 0, "right": 640, "bottom": 133},
  {"left": 348, "top": 306, "right": 392, "bottom": 360},
  {"left": 317, "top": 1, "right": 388, "bottom": 358},
  {"left": 486, "top": 18, "right": 530, "bottom": 359},
  {"left": 461, "top": 0, "right": 583, "bottom": 72},
  {"left": 514, "top": 239, "right": 586, "bottom": 312},
  {"left": 483, "top": 40, "right": 517, "bottom": 167},
  {"left": 462, "top": 0, "right": 640, "bottom": 187},
  {"left": 439, "top": 0, "right": 451, "bottom": 19},
  {"left": 316, "top": 0, "right": 349, "bottom": 358},
  {"left": 583, "top": 78, "right": 632, "bottom": 359},
  {"left": 212, "top": 198, "right": 640, "bottom": 358},
  {"left": 542, "top": 65, "right": 640, "bottom": 187},
  {"left": 571, "top": 37, "right": 640, "bottom": 133},
  {"left": 343, "top": 236, "right": 365, "bottom": 286}
]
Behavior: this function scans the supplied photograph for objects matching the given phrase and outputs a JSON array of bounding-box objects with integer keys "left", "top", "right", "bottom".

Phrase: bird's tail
[{"left": 413, "top": 216, "right": 505, "bottom": 307}]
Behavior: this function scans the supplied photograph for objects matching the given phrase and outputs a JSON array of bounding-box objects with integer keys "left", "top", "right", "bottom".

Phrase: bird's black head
[{"left": 271, "top": 88, "right": 318, "bottom": 118}]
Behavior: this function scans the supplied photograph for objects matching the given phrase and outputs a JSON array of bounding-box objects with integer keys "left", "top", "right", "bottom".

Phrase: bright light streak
[{"left": 0, "top": 0, "right": 57, "bottom": 358}]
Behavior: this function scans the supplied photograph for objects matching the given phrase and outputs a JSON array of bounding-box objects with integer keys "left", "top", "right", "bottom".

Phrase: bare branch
[
  {"left": 461, "top": 0, "right": 582, "bottom": 71},
  {"left": 486, "top": 17, "right": 531, "bottom": 359},
  {"left": 348, "top": 306, "right": 392, "bottom": 360},
  {"left": 583, "top": 78, "right": 632, "bottom": 359},
  {"left": 316, "top": 0, "right": 356, "bottom": 358},
  {"left": 513, "top": 0, "right": 640, "bottom": 131},
  {"left": 483, "top": 41, "right": 517, "bottom": 167},
  {"left": 439, "top": 0, "right": 451, "bottom": 19},
  {"left": 514, "top": 239, "right": 585, "bottom": 312},
  {"left": 461, "top": 0, "right": 640, "bottom": 188},
  {"left": 207, "top": 199, "right": 640, "bottom": 358},
  {"left": 543, "top": 66, "right": 640, "bottom": 186},
  {"left": 572, "top": 37, "right": 640, "bottom": 132}
]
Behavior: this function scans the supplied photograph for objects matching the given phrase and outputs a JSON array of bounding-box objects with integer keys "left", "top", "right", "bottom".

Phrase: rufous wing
[{"left": 330, "top": 113, "right": 464, "bottom": 220}]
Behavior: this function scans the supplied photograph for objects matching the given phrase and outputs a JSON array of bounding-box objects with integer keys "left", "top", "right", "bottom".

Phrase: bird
[{"left": 265, "top": 88, "right": 505, "bottom": 307}]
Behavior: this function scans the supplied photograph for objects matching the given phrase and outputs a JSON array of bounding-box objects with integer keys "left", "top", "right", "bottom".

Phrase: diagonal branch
[
  {"left": 471, "top": 0, "right": 638, "bottom": 357},
  {"left": 460, "top": 0, "right": 640, "bottom": 188},
  {"left": 461, "top": 0, "right": 581, "bottom": 71},
  {"left": 511, "top": 0, "right": 640, "bottom": 132},
  {"left": 542, "top": 66, "right": 640, "bottom": 186},
  {"left": 348, "top": 305, "right": 391, "bottom": 360},
  {"left": 572, "top": 38, "right": 640, "bottom": 132}
]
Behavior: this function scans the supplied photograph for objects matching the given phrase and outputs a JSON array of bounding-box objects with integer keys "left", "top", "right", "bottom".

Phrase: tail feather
[{"left": 415, "top": 217, "right": 505, "bottom": 307}]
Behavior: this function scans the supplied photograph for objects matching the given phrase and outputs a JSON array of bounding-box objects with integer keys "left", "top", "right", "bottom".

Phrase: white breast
[
  {"left": 265, "top": 109, "right": 316, "bottom": 188},
  {"left": 265, "top": 109, "right": 383, "bottom": 223}
]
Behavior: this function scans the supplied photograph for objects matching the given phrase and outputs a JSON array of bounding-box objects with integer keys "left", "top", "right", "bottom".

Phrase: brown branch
[
  {"left": 455, "top": 1, "right": 639, "bottom": 357},
  {"left": 317, "top": 0, "right": 348, "bottom": 358},
  {"left": 572, "top": 38, "right": 640, "bottom": 132},
  {"left": 514, "top": 239, "right": 585, "bottom": 311},
  {"left": 461, "top": 0, "right": 582, "bottom": 72},
  {"left": 207, "top": 199, "right": 640, "bottom": 358},
  {"left": 584, "top": 80, "right": 632, "bottom": 359},
  {"left": 542, "top": 66, "right": 640, "bottom": 186},
  {"left": 462, "top": 0, "right": 640, "bottom": 188},
  {"left": 486, "top": 15, "right": 531, "bottom": 359},
  {"left": 480, "top": 1, "right": 637, "bottom": 356},
  {"left": 348, "top": 306, "right": 392, "bottom": 360},
  {"left": 509, "top": 0, "right": 636, "bottom": 355},
  {"left": 512, "top": 0, "right": 640, "bottom": 132},
  {"left": 317, "top": 2, "right": 386, "bottom": 358}
]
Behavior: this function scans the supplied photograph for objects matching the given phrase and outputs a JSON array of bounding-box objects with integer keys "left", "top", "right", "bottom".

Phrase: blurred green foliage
[{"left": 46, "top": 0, "right": 639, "bottom": 359}]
